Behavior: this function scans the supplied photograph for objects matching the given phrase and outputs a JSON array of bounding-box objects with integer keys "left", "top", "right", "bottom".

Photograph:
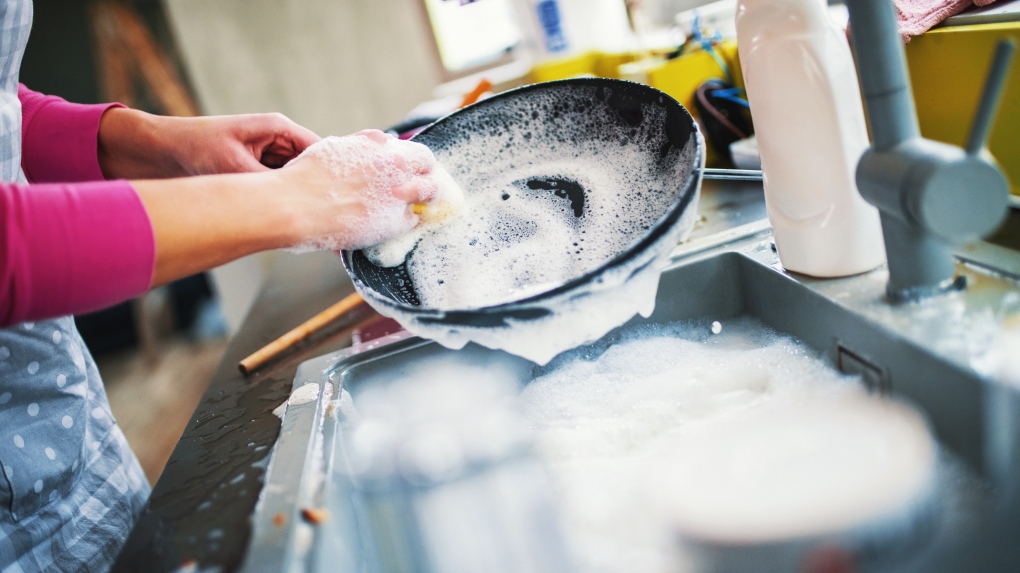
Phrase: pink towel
[{"left": 896, "top": 0, "right": 999, "bottom": 41}]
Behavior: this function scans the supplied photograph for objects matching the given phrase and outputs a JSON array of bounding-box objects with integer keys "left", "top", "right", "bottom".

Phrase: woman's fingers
[
  {"left": 279, "top": 133, "right": 445, "bottom": 251},
  {"left": 355, "top": 129, "right": 391, "bottom": 144},
  {"left": 237, "top": 153, "right": 274, "bottom": 173},
  {"left": 390, "top": 177, "right": 439, "bottom": 204},
  {"left": 237, "top": 113, "right": 322, "bottom": 168}
]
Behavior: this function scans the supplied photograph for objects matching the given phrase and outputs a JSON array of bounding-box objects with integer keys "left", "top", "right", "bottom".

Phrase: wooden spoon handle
[{"left": 238, "top": 292, "right": 367, "bottom": 375}]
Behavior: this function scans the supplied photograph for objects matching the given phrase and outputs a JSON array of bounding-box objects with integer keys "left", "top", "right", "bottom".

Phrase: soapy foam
[
  {"left": 288, "top": 132, "right": 438, "bottom": 252},
  {"left": 373, "top": 192, "right": 700, "bottom": 365},
  {"left": 364, "top": 165, "right": 466, "bottom": 267},
  {"left": 289, "top": 382, "right": 321, "bottom": 406},
  {"left": 519, "top": 319, "right": 937, "bottom": 573},
  {"left": 658, "top": 397, "right": 934, "bottom": 543},
  {"left": 396, "top": 91, "right": 694, "bottom": 309},
  {"left": 977, "top": 323, "right": 1020, "bottom": 386},
  {"left": 341, "top": 351, "right": 533, "bottom": 483},
  {"left": 353, "top": 84, "right": 704, "bottom": 364},
  {"left": 272, "top": 381, "right": 324, "bottom": 420}
]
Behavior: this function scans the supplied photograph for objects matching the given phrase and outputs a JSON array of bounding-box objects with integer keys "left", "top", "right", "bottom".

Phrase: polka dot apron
[{"left": 0, "top": 1, "right": 150, "bottom": 570}]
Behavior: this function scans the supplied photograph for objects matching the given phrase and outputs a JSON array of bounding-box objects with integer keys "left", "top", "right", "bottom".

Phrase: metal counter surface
[{"left": 111, "top": 178, "right": 767, "bottom": 572}]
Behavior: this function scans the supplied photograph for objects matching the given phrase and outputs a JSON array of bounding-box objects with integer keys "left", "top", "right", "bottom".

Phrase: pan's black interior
[{"left": 342, "top": 78, "right": 702, "bottom": 327}]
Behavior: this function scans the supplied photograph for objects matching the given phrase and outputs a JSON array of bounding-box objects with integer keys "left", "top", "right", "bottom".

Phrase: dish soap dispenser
[{"left": 735, "top": 0, "right": 886, "bottom": 277}]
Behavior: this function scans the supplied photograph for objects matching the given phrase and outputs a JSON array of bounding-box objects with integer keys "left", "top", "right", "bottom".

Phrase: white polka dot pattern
[
  {"left": 1, "top": 315, "right": 145, "bottom": 555},
  {"left": 0, "top": 5, "right": 152, "bottom": 569}
]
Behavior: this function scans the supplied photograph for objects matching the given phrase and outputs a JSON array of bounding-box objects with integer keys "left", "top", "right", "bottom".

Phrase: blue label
[{"left": 535, "top": 0, "right": 568, "bottom": 54}]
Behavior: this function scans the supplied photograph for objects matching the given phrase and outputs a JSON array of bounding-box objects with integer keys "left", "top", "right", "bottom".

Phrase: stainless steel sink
[{"left": 239, "top": 191, "right": 1020, "bottom": 573}]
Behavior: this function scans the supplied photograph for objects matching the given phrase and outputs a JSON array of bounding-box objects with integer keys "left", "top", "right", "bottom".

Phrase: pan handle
[{"left": 702, "top": 168, "right": 763, "bottom": 181}]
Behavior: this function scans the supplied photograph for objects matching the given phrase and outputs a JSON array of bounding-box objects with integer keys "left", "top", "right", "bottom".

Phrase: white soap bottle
[{"left": 735, "top": 0, "right": 886, "bottom": 277}]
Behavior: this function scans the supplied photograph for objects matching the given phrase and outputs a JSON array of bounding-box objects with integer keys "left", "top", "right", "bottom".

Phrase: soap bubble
[{"left": 286, "top": 131, "right": 441, "bottom": 252}]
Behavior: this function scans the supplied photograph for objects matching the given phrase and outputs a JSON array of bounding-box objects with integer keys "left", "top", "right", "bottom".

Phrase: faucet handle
[
  {"left": 966, "top": 38, "right": 1017, "bottom": 156},
  {"left": 908, "top": 37, "right": 1016, "bottom": 245}
]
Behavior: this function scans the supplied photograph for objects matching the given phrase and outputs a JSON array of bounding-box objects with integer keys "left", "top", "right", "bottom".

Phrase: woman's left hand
[{"left": 98, "top": 108, "right": 321, "bottom": 179}]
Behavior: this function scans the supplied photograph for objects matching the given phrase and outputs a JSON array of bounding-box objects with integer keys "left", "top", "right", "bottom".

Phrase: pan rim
[{"left": 341, "top": 77, "right": 704, "bottom": 319}]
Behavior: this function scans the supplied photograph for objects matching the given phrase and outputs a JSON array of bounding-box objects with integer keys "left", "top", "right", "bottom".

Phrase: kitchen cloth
[{"left": 895, "top": 0, "right": 999, "bottom": 41}]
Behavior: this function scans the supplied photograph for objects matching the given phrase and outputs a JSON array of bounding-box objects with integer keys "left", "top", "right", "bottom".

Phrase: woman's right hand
[
  {"left": 275, "top": 129, "right": 440, "bottom": 251},
  {"left": 133, "top": 129, "right": 443, "bottom": 287}
]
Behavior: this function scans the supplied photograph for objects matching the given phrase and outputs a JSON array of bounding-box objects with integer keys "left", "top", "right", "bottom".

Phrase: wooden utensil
[{"left": 238, "top": 292, "right": 367, "bottom": 374}]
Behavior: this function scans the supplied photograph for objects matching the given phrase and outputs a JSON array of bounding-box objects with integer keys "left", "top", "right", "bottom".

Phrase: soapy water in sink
[
  {"left": 520, "top": 317, "right": 940, "bottom": 573},
  {"left": 334, "top": 318, "right": 959, "bottom": 572}
]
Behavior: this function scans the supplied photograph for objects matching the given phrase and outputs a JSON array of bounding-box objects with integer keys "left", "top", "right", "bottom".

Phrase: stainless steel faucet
[{"left": 844, "top": 0, "right": 1016, "bottom": 301}]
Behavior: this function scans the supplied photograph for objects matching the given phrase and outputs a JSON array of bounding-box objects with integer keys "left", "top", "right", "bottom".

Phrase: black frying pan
[{"left": 342, "top": 78, "right": 706, "bottom": 329}]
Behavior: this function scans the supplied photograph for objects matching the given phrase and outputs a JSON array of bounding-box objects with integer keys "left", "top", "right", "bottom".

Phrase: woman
[{"left": 0, "top": 2, "right": 439, "bottom": 570}]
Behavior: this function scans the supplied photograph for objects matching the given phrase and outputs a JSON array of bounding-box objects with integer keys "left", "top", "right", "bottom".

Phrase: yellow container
[
  {"left": 645, "top": 40, "right": 744, "bottom": 166},
  {"left": 529, "top": 51, "right": 603, "bottom": 83},
  {"left": 645, "top": 40, "right": 744, "bottom": 122},
  {"left": 528, "top": 51, "right": 642, "bottom": 83},
  {"left": 906, "top": 22, "right": 1020, "bottom": 195},
  {"left": 526, "top": 44, "right": 745, "bottom": 167}
]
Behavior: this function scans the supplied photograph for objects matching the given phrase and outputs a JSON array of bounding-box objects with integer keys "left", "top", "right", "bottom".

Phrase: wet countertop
[
  {"left": 112, "top": 250, "right": 375, "bottom": 572},
  {"left": 111, "top": 178, "right": 768, "bottom": 572}
]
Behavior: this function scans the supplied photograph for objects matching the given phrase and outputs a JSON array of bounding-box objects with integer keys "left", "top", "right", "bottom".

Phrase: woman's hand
[
  {"left": 131, "top": 129, "right": 441, "bottom": 286},
  {"left": 98, "top": 108, "right": 321, "bottom": 179},
  {"left": 275, "top": 130, "right": 440, "bottom": 251}
]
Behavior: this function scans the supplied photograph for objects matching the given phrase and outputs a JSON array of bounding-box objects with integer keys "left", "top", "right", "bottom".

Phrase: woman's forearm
[
  {"left": 131, "top": 170, "right": 300, "bottom": 286},
  {"left": 98, "top": 108, "right": 182, "bottom": 180}
]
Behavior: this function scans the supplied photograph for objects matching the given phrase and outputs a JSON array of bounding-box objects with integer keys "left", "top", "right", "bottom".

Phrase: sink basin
[{"left": 240, "top": 223, "right": 1020, "bottom": 573}]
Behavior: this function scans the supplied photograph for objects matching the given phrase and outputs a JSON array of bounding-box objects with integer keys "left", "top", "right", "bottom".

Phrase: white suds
[
  {"left": 520, "top": 319, "right": 937, "bottom": 572},
  {"left": 354, "top": 84, "right": 704, "bottom": 364},
  {"left": 364, "top": 165, "right": 466, "bottom": 267},
  {"left": 335, "top": 388, "right": 359, "bottom": 421},
  {"left": 341, "top": 351, "right": 533, "bottom": 484},
  {"left": 273, "top": 382, "right": 324, "bottom": 421},
  {"left": 974, "top": 322, "right": 1020, "bottom": 386},
  {"left": 403, "top": 103, "right": 691, "bottom": 310},
  {"left": 287, "top": 132, "right": 439, "bottom": 252},
  {"left": 289, "top": 382, "right": 321, "bottom": 406}
]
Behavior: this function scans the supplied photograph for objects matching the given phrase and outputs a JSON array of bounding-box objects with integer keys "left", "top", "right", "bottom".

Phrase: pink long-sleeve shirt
[{"left": 0, "top": 86, "right": 155, "bottom": 326}]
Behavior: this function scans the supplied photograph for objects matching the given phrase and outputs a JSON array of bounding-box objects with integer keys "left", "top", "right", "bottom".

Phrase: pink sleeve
[
  {"left": 0, "top": 180, "right": 155, "bottom": 326},
  {"left": 19, "top": 84, "right": 123, "bottom": 183}
]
